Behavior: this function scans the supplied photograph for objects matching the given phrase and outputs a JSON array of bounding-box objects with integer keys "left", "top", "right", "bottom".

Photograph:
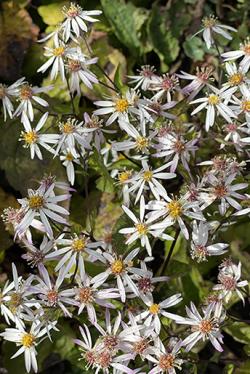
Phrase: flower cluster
[{"left": 0, "top": 4, "right": 249, "bottom": 374}]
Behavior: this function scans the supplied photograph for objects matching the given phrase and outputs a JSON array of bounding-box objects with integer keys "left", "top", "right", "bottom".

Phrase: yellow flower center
[
  {"left": 19, "top": 85, "right": 33, "bottom": 100},
  {"left": 111, "top": 259, "right": 124, "bottom": 274},
  {"left": 66, "top": 152, "right": 74, "bottom": 161},
  {"left": 68, "top": 59, "right": 81, "bottom": 72},
  {"left": 199, "top": 319, "right": 213, "bottom": 333},
  {"left": 149, "top": 303, "right": 160, "bottom": 315},
  {"left": 167, "top": 200, "right": 182, "bottom": 218},
  {"left": 241, "top": 100, "right": 250, "bottom": 112},
  {"left": 228, "top": 73, "right": 244, "bottom": 86},
  {"left": 78, "top": 287, "right": 93, "bottom": 304},
  {"left": 159, "top": 354, "right": 174, "bottom": 370},
  {"left": 202, "top": 16, "right": 217, "bottom": 28},
  {"left": 66, "top": 4, "right": 81, "bottom": 18},
  {"left": 28, "top": 195, "right": 44, "bottom": 209},
  {"left": 143, "top": 170, "right": 153, "bottom": 181},
  {"left": 243, "top": 43, "right": 250, "bottom": 55},
  {"left": 23, "top": 130, "right": 38, "bottom": 145},
  {"left": 22, "top": 333, "right": 35, "bottom": 348},
  {"left": 208, "top": 94, "right": 220, "bottom": 105},
  {"left": 115, "top": 99, "right": 129, "bottom": 113},
  {"left": 136, "top": 136, "right": 149, "bottom": 151},
  {"left": 135, "top": 223, "right": 148, "bottom": 235},
  {"left": 71, "top": 238, "right": 86, "bottom": 252},
  {"left": 61, "top": 122, "right": 74, "bottom": 134},
  {"left": 118, "top": 170, "right": 132, "bottom": 184},
  {"left": 53, "top": 47, "right": 65, "bottom": 57}
]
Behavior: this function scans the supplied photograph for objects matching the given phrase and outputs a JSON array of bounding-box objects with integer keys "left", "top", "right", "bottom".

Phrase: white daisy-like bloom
[
  {"left": 133, "top": 261, "right": 169, "bottom": 298},
  {"left": 0, "top": 320, "right": 55, "bottom": 373},
  {"left": 14, "top": 81, "right": 51, "bottom": 122},
  {"left": 190, "top": 86, "right": 237, "bottom": 131},
  {"left": 128, "top": 159, "right": 176, "bottom": 202},
  {"left": 93, "top": 91, "right": 135, "bottom": 126},
  {"left": 54, "top": 117, "right": 91, "bottom": 156},
  {"left": 45, "top": 233, "right": 103, "bottom": 273},
  {"left": 115, "top": 168, "right": 134, "bottom": 206},
  {"left": 113, "top": 119, "right": 156, "bottom": 155},
  {"left": 221, "top": 121, "right": 250, "bottom": 150},
  {"left": 190, "top": 221, "right": 228, "bottom": 262},
  {"left": 60, "top": 147, "right": 80, "bottom": 185},
  {"left": 173, "top": 302, "right": 225, "bottom": 352},
  {"left": 20, "top": 112, "right": 59, "bottom": 160},
  {"left": 230, "top": 84, "right": 250, "bottom": 123},
  {"left": 213, "top": 261, "right": 248, "bottom": 303},
  {"left": 150, "top": 73, "right": 179, "bottom": 102},
  {"left": 82, "top": 112, "right": 115, "bottom": 151},
  {"left": 177, "top": 66, "right": 213, "bottom": 100},
  {"left": 16, "top": 183, "right": 70, "bottom": 239},
  {"left": 91, "top": 248, "right": 143, "bottom": 302},
  {"left": 120, "top": 196, "right": 174, "bottom": 256},
  {"left": 37, "top": 39, "right": 76, "bottom": 81},
  {"left": 128, "top": 65, "right": 157, "bottom": 90},
  {"left": 0, "top": 264, "right": 34, "bottom": 325},
  {"left": 67, "top": 54, "right": 98, "bottom": 95},
  {"left": 61, "top": 2, "right": 102, "bottom": 42},
  {"left": 223, "top": 62, "right": 249, "bottom": 93},
  {"left": 74, "top": 258, "right": 120, "bottom": 323},
  {"left": 30, "top": 265, "right": 77, "bottom": 317},
  {"left": 74, "top": 324, "right": 133, "bottom": 374},
  {"left": 147, "top": 338, "right": 183, "bottom": 374},
  {"left": 0, "top": 78, "right": 25, "bottom": 120},
  {"left": 135, "top": 294, "right": 182, "bottom": 335},
  {"left": 21, "top": 235, "right": 54, "bottom": 268},
  {"left": 201, "top": 173, "right": 247, "bottom": 215},
  {"left": 154, "top": 133, "right": 198, "bottom": 173},
  {"left": 146, "top": 192, "right": 205, "bottom": 240},
  {"left": 94, "top": 309, "right": 136, "bottom": 354},
  {"left": 194, "top": 15, "right": 236, "bottom": 49},
  {"left": 140, "top": 98, "right": 177, "bottom": 122},
  {"left": 222, "top": 37, "right": 250, "bottom": 73}
]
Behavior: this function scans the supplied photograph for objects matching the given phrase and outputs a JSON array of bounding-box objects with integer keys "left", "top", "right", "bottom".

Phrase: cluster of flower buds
[{"left": 0, "top": 5, "right": 249, "bottom": 374}]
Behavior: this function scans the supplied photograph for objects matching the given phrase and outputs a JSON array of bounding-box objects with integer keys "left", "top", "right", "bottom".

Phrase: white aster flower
[
  {"left": 190, "top": 87, "right": 237, "bottom": 131},
  {"left": 14, "top": 81, "right": 51, "bottom": 122},
  {"left": 128, "top": 65, "right": 156, "bottom": 90},
  {"left": 148, "top": 338, "right": 183, "bottom": 374},
  {"left": 222, "top": 37, "right": 250, "bottom": 73},
  {"left": 16, "top": 183, "right": 70, "bottom": 238},
  {"left": 213, "top": 261, "right": 248, "bottom": 303},
  {"left": 194, "top": 15, "right": 236, "bottom": 49},
  {"left": 173, "top": 302, "right": 225, "bottom": 352},
  {"left": 91, "top": 248, "right": 142, "bottom": 302},
  {"left": 190, "top": 221, "right": 228, "bottom": 262},
  {"left": 67, "top": 55, "right": 98, "bottom": 94},
  {"left": 94, "top": 92, "right": 134, "bottom": 126},
  {"left": 146, "top": 193, "right": 204, "bottom": 240},
  {"left": 61, "top": 3, "right": 102, "bottom": 42},
  {"left": 230, "top": 84, "right": 250, "bottom": 123},
  {"left": 128, "top": 159, "right": 176, "bottom": 202},
  {"left": 120, "top": 196, "right": 174, "bottom": 256},
  {"left": 135, "top": 294, "right": 182, "bottom": 335},
  {"left": 0, "top": 78, "right": 25, "bottom": 120},
  {"left": 150, "top": 73, "right": 179, "bottom": 102},
  {"left": 177, "top": 66, "right": 213, "bottom": 100},
  {"left": 20, "top": 112, "right": 59, "bottom": 160},
  {"left": 60, "top": 147, "right": 80, "bottom": 185},
  {"left": 0, "top": 320, "right": 55, "bottom": 373}
]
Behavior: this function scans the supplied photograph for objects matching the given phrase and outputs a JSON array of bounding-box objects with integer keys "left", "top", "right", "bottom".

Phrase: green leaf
[
  {"left": 147, "top": 5, "right": 179, "bottom": 68},
  {"left": 224, "top": 322, "right": 250, "bottom": 345},
  {"left": 235, "top": 361, "right": 250, "bottom": 374},
  {"left": 38, "top": 2, "right": 67, "bottom": 26},
  {"left": 90, "top": 149, "right": 114, "bottom": 193},
  {"left": 101, "top": 0, "right": 148, "bottom": 55},
  {"left": 111, "top": 213, "right": 132, "bottom": 254},
  {"left": 183, "top": 37, "right": 205, "bottom": 61}
]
